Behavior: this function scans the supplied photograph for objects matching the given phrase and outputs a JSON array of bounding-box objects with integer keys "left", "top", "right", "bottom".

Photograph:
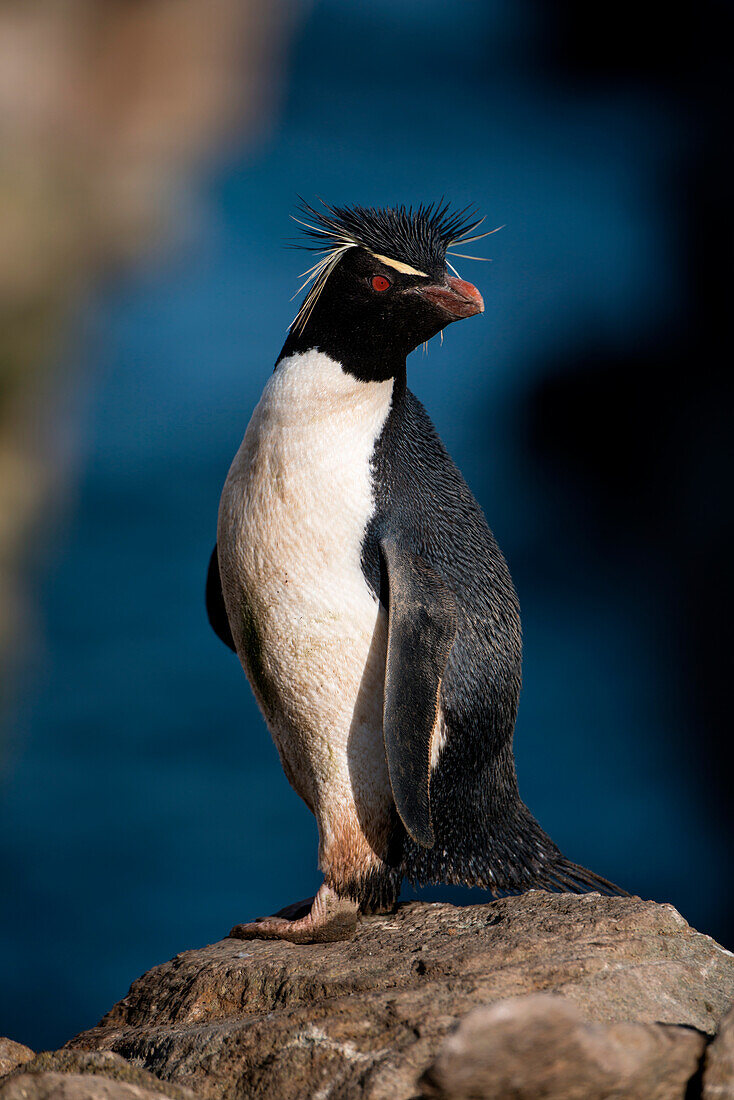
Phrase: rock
[
  {"left": 0, "top": 1072, "right": 178, "bottom": 1100},
  {"left": 419, "top": 993, "right": 705, "bottom": 1099},
  {"left": 64, "top": 892, "right": 734, "bottom": 1100},
  {"left": 0, "top": 1040, "right": 34, "bottom": 1078},
  {"left": 704, "top": 1003, "right": 734, "bottom": 1098},
  {"left": 0, "top": 1052, "right": 196, "bottom": 1100}
]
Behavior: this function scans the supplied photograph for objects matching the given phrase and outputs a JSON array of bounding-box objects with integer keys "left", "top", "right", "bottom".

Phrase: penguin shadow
[
  {"left": 345, "top": 606, "right": 506, "bottom": 912},
  {"left": 401, "top": 881, "right": 496, "bottom": 908},
  {"left": 346, "top": 606, "right": 395, "bottom": 858}
]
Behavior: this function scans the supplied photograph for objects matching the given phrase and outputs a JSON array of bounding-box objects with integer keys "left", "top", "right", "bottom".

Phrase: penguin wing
[
  {"left": 206, "top": 545, "right": 236, "bottom": 652},
  {"left": 380, "top": 535, "right": 458, "bottom": 848}
]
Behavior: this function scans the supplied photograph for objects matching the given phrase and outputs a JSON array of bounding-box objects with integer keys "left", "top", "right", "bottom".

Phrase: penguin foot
[{"left": 229, "top": 882, "right": 359, "bottom": 944}]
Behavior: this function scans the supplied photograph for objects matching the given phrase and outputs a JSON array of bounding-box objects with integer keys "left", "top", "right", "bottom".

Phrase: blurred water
[{"left": 1, "top": 0, "right": 728, "bottom": 1051}]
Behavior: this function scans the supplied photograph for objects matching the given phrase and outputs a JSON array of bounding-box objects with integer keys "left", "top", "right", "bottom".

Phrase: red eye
[{"left": 371, "top": 275, "right": 391, "bottom": 292}]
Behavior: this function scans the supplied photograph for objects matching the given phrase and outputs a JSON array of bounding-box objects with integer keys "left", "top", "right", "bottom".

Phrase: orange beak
[{"left": 415, "top": 276, "right": 484, "bottom": 318}]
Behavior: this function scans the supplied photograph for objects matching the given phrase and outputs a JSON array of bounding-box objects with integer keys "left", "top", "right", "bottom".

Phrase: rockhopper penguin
[{"left": 207, "top": 200, "right": 626, "bottom": 943}]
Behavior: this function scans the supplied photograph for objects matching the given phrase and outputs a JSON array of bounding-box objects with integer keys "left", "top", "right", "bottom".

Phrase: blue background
[{"left": 2, "top": 0, "right": 731, "bottom": 1051}]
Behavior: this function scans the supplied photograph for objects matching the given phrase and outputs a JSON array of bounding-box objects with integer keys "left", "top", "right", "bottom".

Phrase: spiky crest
[{"left": 289, "top": 199, "right": 498, "bottom": 334}]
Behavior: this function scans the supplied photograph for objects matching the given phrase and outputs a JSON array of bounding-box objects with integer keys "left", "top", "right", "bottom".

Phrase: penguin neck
[{"left": 277, "top": 324, "right": 409, "bottom": 387}]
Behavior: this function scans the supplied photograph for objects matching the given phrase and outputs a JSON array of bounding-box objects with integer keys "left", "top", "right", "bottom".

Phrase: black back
[
  {"left": 362, "top": 377, "right": 523, "bottom": 745},
  {"left": 361, "top": 380, "right": 623, "bottom": 895}
]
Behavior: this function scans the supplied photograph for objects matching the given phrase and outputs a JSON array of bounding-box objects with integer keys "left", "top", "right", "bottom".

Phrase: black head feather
[
  {"left": 294, "top": 199, "right": 483, "bottom": 275},
  {"left": 290, "top": 199, "right": 488, "bottom": 334}
]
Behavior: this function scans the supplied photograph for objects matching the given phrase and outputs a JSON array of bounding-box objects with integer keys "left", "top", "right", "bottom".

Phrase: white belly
[{"left": 217, "top": 350, "right": 395, "bottom": 854}]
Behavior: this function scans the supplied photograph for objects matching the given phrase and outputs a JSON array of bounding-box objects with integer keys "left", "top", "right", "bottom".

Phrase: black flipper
[
  {"left": 380, "top": 536, "right": 458, "bottom": 848},
  {"left": 206, "top": 545, "right": 236, "bottom": 652}
]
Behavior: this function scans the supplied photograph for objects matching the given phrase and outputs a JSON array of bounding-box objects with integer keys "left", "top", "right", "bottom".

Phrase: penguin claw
[{"left": 228, "top": 882, "right": 359, "bottom": 944}]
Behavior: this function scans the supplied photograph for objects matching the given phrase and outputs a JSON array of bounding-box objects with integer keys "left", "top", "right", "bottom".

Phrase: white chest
[{"left": 217, "top": 350, "right": 394, "bottom": 813}]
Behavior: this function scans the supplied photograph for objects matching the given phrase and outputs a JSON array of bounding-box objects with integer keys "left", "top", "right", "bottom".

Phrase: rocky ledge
[{"left": 2, "top": 893, "right": 734, "bottom": 1099}]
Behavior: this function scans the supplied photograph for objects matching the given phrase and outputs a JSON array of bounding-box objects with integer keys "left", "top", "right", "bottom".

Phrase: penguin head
[{"left": 281, "top": 201, "right": 494, "bottom": 382}]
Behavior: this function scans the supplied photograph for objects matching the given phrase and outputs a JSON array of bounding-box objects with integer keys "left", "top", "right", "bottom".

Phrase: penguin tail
[
  {"left": 475, "top": 800, "right": 631, "bottom": 898},
  {"left": 400, "top": 793, "right": 629, "bottom": 898},
  {"left": 524, "top": 854, "right": 630, "bottom": 898}
]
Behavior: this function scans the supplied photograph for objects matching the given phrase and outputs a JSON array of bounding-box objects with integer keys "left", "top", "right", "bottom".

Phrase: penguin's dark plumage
[
  {"left": 364, "top": 387, "right": 621, "bottom": 902},
  {"left": 210, "top": 200, "right": 625, "bottom": 943},
  {"left": 206, "top": 548, "right": 235, "bottom": 652}
]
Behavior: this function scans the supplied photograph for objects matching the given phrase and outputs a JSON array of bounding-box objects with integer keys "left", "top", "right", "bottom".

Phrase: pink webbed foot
[{"left": 229, "top": 882, "right": 359, "bottom": 944}]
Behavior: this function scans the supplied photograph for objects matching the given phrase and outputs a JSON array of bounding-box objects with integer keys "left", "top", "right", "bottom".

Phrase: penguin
[{"left": 208, "top": 200, "right": 626, "bottom": 943}]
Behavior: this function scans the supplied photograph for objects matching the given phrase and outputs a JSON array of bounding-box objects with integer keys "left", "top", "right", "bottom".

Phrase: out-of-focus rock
[
  {"left": 704, "top": 1003, "right": 734, "bottom": 1099},
  {"left": 0, "top": 0, "right": 299, "bottom": 707},
  {"left": 0, "top": 1039, "right": 34, "bottom": 1078},
  {"left": 419, "top": 993, "right": 705, "bottom": 1100},
  {"left": 65, "top": 893, "right": 734, "bottom": 1100},
  {"left": 0, "top": 0, "right": 292, "bottom": 288},
  {"left": 0, "top": 1051, "right": 197, "bottom": 1100},
  {"left": 1, "top": 1072, "right": 180, "bottom": 1100}
]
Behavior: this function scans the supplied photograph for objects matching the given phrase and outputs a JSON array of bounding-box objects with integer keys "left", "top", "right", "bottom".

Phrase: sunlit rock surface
[{"left": 12, "top": 893, "right": 725, "bottom": 1099}]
